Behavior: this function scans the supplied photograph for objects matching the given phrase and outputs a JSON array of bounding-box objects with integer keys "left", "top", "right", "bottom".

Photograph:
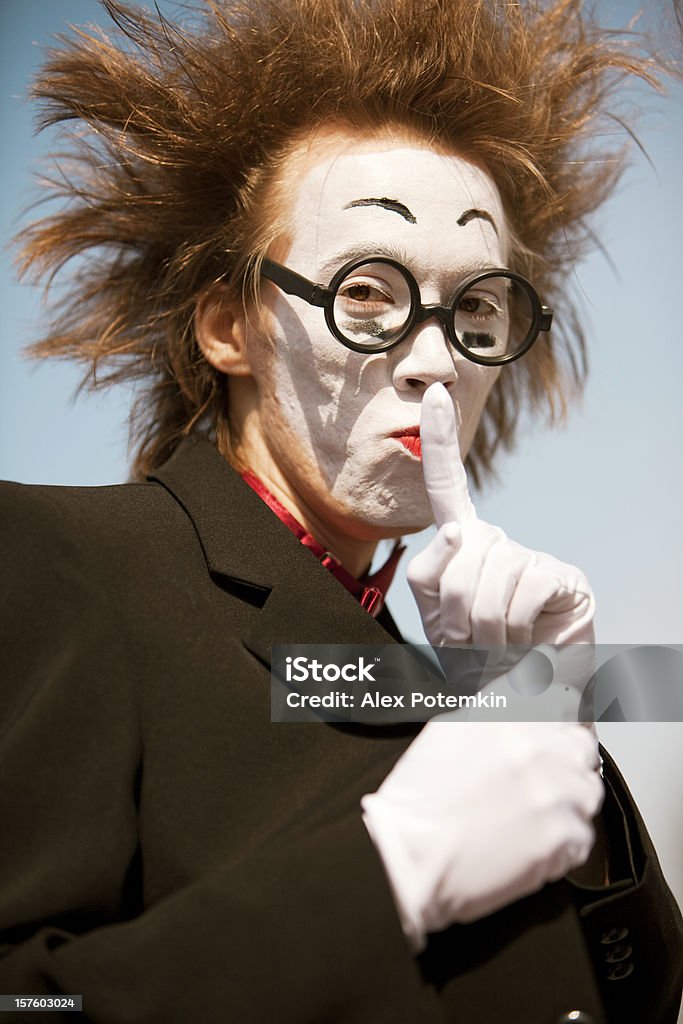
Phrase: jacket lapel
[{"left": 149, "top": 436, "right": 398, "bottom": 668}]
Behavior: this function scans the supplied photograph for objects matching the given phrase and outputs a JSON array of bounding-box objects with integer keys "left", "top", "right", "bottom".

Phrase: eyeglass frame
[{"left": 260, "top": 255, "right": 553, "bottom": 366}]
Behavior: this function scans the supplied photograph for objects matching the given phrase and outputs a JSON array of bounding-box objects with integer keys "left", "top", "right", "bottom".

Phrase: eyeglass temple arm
[
  {"left": 540, "top": 307, "right": 553, "bottom": 332},
  {"left": 260, "top": 258, "right": 332, "bottom": 307}
]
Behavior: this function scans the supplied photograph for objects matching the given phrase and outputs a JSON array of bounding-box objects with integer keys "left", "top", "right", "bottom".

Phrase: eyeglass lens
[
  {"left": 332, "top": 262, "right": 412, "bottom": 348},
  {"left": 331, "top": 261, "right": 534, "bottom": 358}
]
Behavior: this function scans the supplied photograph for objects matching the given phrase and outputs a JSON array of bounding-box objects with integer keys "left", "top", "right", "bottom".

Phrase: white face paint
[{"left": 242, "top": 129, "right": 508, "bottom": 537}]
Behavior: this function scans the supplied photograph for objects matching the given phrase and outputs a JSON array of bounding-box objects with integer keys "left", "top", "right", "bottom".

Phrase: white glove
[
  {"left": 362, "top": 719, "right": 603, "bottom": 951},
  {"left": 407, "top": 383, "right": 595, "bottom": 648}
]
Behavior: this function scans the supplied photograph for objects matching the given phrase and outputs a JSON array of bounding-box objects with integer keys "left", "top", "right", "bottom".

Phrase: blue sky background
[{"left": 2, "top": 0, "right": 682, "bottom": 975}]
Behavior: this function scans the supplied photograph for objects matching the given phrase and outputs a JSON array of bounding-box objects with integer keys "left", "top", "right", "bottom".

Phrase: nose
[{"left": 390, "top": 318, "right": 459, "bottom": 394}]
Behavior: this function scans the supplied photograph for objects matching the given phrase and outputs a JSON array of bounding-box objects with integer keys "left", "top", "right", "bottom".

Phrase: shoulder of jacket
[
  {"left": 1, "top": 477, "right": 178, "bottom": 532},
  {"left": 0, "top": 478, "right": 196, "bottom": 576}
]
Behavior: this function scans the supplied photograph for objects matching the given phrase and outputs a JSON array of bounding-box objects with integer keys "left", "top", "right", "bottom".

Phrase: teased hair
[{"left": 17, "top": 0, "right": 667, "bottom": 483}]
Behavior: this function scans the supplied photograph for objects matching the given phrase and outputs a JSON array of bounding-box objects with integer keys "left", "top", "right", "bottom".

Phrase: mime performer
[{"left": 1, "top": 1, "right": 682, "bottom": 1022}]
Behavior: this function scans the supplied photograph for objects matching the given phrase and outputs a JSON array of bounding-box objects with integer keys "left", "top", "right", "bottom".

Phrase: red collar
[{"left": 241, "top": 472, "right": 404, "bottom": 617}]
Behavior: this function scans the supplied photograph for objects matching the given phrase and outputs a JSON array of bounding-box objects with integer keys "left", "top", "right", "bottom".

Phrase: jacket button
[
  {"left": 599, "top": 925, "right": 629, "bottom": 944},
  {"left": 604, "top": 943, "right": 632, "bottom": 963},
  {"left": 555, "top": 1013, "right": 596, "bottom": 1024},
  {"left": 607, "top": 962, "right": 634, "bottom": 981}
]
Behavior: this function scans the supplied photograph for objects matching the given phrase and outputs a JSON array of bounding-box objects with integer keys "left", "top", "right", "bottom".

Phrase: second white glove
[{"left": 362, "top": 719, "right": 603, "bottom": 952}]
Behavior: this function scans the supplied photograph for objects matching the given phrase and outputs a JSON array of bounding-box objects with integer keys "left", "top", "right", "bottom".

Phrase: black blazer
[{"left": 1, "top": 436, "right": 681, "bottom": 1023}]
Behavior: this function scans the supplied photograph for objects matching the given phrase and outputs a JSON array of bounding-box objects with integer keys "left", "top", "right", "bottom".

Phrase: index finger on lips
[{"left": 420, "top": 383, "right": 476, "bottom": 529}]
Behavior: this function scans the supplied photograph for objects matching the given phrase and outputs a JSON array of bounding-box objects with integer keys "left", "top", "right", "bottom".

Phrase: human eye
[
  {"left": 454, "top": 278, "right": 511, "bottom": 353},
  {"left": 336, "top": 275, "right": 395, "bottom": 317},
  {"left": 332, "top": 261, "right": 412, "bottom": 346},
  {"left": 457, "top": 291, "right": 504, "bottom": 322}
]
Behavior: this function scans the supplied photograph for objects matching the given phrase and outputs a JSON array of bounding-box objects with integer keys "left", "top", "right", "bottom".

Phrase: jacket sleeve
[{"left": 0, "top": 483, "right": 444, "bottom": 1024}]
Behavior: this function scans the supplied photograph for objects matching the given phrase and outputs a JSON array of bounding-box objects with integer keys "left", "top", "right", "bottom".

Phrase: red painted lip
[{"left": 389, "top": 426, "right": 422, "bottom": 460}]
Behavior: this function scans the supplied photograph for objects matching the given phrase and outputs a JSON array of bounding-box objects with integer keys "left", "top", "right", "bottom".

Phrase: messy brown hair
[{"left": 18, "top": 0, "right": 666, "bottom": 483}]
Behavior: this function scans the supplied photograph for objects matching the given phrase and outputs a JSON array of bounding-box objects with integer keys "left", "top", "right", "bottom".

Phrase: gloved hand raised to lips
[
  {"left": 406, "top": 382, "right": 595, "bottom": 648},
  {"left": 361, "top": 383, "right": 602, "bottom": 953}
]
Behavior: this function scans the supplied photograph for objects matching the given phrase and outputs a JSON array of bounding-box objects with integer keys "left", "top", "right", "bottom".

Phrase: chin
[
  {"left": 390, "top": 510, "right": 435, "bottom": 536},
  {"left": 334, "top": 481, "right": 434, "bottom": 536}
]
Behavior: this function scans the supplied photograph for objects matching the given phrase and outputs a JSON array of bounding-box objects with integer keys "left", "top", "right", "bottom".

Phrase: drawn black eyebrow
[
  {"left": 457, "top": 208, "right": 499, "bottom": 236},
  {"left": 344, "top": 197, "right": 417, "bottom": 224}
]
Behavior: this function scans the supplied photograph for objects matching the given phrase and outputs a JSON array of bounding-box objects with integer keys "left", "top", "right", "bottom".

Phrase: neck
[
  {"left": 232, "top": 442, "right": 377, "bottom": 580},
  {"left": 250, "top": 469, "right": 379, "bottom": 578}
]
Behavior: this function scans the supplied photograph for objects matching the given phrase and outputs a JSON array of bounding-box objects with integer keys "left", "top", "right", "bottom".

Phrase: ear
[{"left": 194, "top": 284, "right": 253, "bottom": 377}]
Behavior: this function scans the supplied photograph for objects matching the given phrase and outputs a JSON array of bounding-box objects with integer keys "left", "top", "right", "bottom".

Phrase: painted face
[{"left": 243, "top": 130, "right": 508, "bottom": 536}]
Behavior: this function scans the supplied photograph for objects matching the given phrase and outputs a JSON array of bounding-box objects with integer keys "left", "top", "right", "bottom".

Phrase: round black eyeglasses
[{"left": 260, "top": 256, "right": 553, "bottom": 366}]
